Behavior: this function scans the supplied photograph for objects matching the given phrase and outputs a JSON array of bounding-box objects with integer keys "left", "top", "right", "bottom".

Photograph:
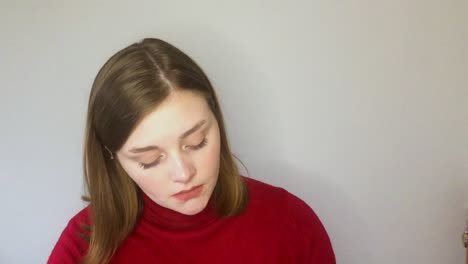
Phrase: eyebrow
[{"left": 128, "top": 119, "right": 207, "bottom": 154}]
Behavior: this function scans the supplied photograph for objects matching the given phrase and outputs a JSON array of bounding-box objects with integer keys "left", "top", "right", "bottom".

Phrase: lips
[{"left": 173, "top": 185, "right": 203, "bottom": 201}]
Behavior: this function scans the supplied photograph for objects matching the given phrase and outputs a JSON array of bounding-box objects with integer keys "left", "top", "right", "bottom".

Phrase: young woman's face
[{"left": 116, "top": 90, "right": 221, "bottom": 215}]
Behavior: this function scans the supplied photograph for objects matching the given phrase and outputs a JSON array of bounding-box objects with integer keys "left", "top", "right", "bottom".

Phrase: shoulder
[
  {"left": 242, "top": 176, "right": 288, "bottom": 201},
  {"left": 62, "top": 206, "right": 91, "bottom": 240},
  {"left": 68, "top": 206, "right": 91, "bottom": 228},
  {"left": 241, "top": 176, "right": 336, "bottom": 263},
  {"left": 242, "top": 176, "right": 312, "bottom": 215},
  {"left": 47, "top": 207, "right": 91, "bottom": 264}
]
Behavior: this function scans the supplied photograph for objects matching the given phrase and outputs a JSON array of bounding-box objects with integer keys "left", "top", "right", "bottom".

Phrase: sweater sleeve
[
  {"left": 47, "top": 208, "right": 90, "bottom": 264},
  {"left": 286, "top": 191, "right": 336, "bottom": 263}
]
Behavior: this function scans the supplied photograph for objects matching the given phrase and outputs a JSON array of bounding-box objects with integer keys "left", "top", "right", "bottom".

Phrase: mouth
[{"left": 172, "top": 185, "right": 203, "bottom": 201}]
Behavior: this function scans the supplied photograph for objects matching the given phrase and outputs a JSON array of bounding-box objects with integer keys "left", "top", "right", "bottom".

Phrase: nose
[{"left": 168, "top": 152, "right": 196, "bottom": 183}]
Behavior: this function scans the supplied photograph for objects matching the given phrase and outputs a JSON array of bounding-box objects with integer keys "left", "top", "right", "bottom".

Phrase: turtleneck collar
[{"left": 141, "top": 191, "right": 219, "bottom": 231}]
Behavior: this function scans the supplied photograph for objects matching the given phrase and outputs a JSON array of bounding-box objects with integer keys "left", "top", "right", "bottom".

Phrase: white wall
[{"left": 1, "top": 1, "right": 467, "bottom": 263}]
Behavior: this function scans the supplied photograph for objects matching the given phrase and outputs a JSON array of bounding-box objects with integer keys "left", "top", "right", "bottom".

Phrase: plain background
[{"left": 1, "top": 1, "right": 467, "bottom": 263}]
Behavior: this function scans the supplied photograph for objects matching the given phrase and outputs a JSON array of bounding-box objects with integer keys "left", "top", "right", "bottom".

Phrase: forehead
[{"left": 122, "top": 91, "right": 211, "bottom": 150}]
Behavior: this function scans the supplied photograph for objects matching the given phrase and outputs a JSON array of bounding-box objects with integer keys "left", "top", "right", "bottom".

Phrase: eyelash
[{"left": 138, "top": 138, "right": 208, "bottom": 170}]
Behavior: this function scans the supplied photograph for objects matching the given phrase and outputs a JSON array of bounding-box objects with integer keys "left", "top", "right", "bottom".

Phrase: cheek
[{"left": 118, "top": 160, "right": 159, "bottom": 190}]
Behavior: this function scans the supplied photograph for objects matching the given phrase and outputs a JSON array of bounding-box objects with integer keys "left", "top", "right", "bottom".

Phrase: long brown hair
[{"left": 81, "top": 38, "right": 249, "bottom": 264}]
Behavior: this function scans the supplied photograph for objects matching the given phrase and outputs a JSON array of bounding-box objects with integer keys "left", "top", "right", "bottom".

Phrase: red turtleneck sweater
[{"left": 48, "top": 177, "right": 335, "bottom": 263}]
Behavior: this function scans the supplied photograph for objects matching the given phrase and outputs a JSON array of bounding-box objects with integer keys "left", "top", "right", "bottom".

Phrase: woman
[{"left": 48, "top": 38, "right": 335, "bottom": 264}]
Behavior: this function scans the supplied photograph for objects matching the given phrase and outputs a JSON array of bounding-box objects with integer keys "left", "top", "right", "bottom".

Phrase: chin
[{"left": 177, "top": 196, "right": 209, "bottom": 215}]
